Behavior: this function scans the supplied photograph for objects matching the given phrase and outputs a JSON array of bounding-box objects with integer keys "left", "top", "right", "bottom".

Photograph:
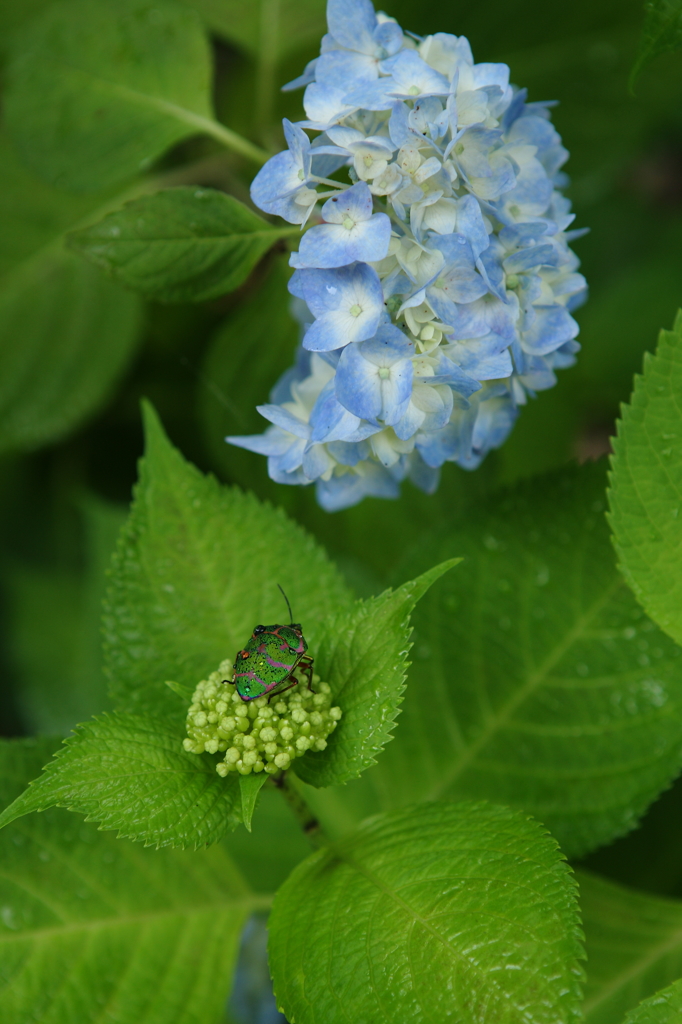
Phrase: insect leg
[
  {"left": 298, "top": 655, "right": 316, "bottom": 693},
  {"left": 222, "top": 678, "right": 236, "bottom": 686},
  {"left": 267, "top": 676, "right": 299, "bottom": 704}
]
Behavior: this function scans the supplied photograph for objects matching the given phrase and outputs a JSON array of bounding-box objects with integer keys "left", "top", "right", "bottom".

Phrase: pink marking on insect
[
  {"left": 265, "top": 656, "right": 294, "bottom": 670},
  {"left": 234, "top": 670, "right": 266, "bottom": 684}
]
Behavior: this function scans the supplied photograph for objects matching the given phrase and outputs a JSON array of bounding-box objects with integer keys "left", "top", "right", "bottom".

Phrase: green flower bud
[{"left": 183, "top": 658, "right": 342, "bottom": 776}]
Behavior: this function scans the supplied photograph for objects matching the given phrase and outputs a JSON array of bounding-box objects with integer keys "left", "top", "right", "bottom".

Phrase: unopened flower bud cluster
[{"left": 183, "top": 660, "right": 342, "bottom": 775}]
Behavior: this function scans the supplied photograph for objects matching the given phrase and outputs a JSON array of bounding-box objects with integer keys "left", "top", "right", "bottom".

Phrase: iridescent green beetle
[{"left": 225, "top": 586, "right": 314, "bottom": 703}]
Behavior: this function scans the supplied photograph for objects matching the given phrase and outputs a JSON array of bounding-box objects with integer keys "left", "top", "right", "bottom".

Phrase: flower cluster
[
  {"left": 227, "top": 0, "right": 587, "bottom": 511},
  {"left": 183, "top": 660, "right": 342, "bottom": 776}
]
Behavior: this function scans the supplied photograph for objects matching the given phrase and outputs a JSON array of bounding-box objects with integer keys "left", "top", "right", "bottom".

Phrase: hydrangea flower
[
  {"left": 184, "top": 660, "right": 342, "bottom": 776},
  {"left": 228, "top": 0, "right": 587, "bottom": 510}
]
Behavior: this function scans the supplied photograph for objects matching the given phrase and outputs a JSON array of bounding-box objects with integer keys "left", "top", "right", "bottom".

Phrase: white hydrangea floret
[{"left": 183, "top": 659, "right": 342, "bottom": 776}]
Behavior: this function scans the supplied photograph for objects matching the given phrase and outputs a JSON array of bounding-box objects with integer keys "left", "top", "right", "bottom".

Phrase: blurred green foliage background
[{"left": 2, "top": 0, "right": 682, "bottom": 900}]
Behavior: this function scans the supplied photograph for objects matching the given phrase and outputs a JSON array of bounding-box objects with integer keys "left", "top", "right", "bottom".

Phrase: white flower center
[
  {"left": 378, "top": 367, "right": 391, "bottom": 379},
  {"left": 342, "top": 216, "right": 356, "bottom": 230},
  {"left": 349, "top": 304, "right": 362, "bottom": 317}
]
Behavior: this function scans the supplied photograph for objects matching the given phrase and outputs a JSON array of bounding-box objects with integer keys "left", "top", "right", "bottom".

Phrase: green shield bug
[{"left": 225, "top": 585, "right": 315, "bottom": 702}]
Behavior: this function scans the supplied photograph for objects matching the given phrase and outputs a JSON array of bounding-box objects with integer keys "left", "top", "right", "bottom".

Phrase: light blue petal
[
  {"left": 471, "top": 63, "right": 510, "bottom": 90},
  {"left": 302, "top": 443, "right": 334, "bottom": 480},
  {"left": 302, "top": 81, "right": 355, "bottom": 129},
  {"left": 273, "top": 436, "right": 308, "bottom": 473},
  {"left": 282, "top": 118, "right": 311, "bottom": 169},
  {"left": 503, "top": 244, "right": 559, "bottom": 273},
  {"left": 326, "top": 439, "right": 372, "bottom": 465},
  {"left": 250, "top": 151, "right": 306, "bottom": 220},
  {"left": 343, "top": 78, "right": 398, "bottom": 111},
  {"left": 406, "top": 453, "right": 440, "bottom": 494},
  {"left": 381, "top": 51, "right": 450, "bottom": 96},
  {"left": 256, "top": 404, "right": 311, "bottom": 438},
  {"left": 476, "top": 246, "right": 507, "bottom": 301},
  {"left": 521, "top": 305, "right": 579, "bottom": 355},
  {"left": 317, "top": 50, "right": 379, "bottom": 88},
  {"left": 309, "top": 380, "right": 364, "bottom": 442},
  {"left": 454, "top": 195, "right": 490, "bottom": 259},
  {"left": 290, "top": 263, "right": 383, "bottom": 318},
  {"left": 360, "top": 322, "right": 415, "bottom": 362},
  {"left": 374, "top": 21, "right": 403, "bottom": 55},
  {"left": 335, "top": 343, "right": 384, "bottom": 419},
  {"left": 268, "top": 456, "right": 308, "bottom": 485},
  {"left": 320, "top": 181, "right": 373, "bottom": 223},
  {"left": 316, "top": 464, "right": 400, "bottom": 511},
  {"left": 392, "top": 399, "right": 424, "bottom": 440},
  {"left": 225, "top": 427, "right": 291, "bottom": 456},
  {"left": 388, "top": 101, "right": 415, "bottom": 147},
  {"left": 422, "top": 354, "right": 481, "bottom": 397},
  {"left": 290, "top": 215, "right": 391, "bottom": 269},
  {"left": 282, "top": 58, "right": 318, "bottom": 92},
  {"left": 327, "top": 0, "right": 376, "bottom": 53}
]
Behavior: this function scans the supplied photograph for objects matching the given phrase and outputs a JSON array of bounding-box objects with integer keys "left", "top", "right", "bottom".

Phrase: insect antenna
[{"left": 277, "top": 583, "right": 295, "bottom": 625}]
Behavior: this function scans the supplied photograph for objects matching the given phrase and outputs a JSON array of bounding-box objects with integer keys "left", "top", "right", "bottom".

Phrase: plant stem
[
  {"left": 187, "top": 113, "right": 271, "bottom": 165},
  {"left": 271, "top": 772, "right": 327, "bottom": 849}
]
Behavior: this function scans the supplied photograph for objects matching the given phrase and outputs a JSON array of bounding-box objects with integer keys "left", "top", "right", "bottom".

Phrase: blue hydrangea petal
[
  {"left": 430, "top": 234, "right": 490, "bottom": 304},
  {"left": 255, "top": 404, "right": 311, "bottom": 438},
  {"left": 453, "top": 195, "right": 490, "bottom": 259},
  {"left": 302, "top": 442, "right": 335, "bottom": 480},
  {"left": 471, "top": 63, "right": 510, "bottom": 90},
  {"left": 380, "top": 51, "right": 451, "bottom": 97},
  {"left": 406, "top": 452, "right": 440, "bottom": 494},
  {"left": 268, "top": 457, "right": 308, "bottom": 485},
  {"left": 290, "top": 263, "right": 385, "bottom": 351},
  {"left": 335, "top": 330, "right": 414, "bottom": 421},
  {"left": 290, "top": 218, "right": 388, "bottom": 269},
  {"left": 327, "top": 0, "right": 377, "bottom": 53},
  {"left": 309, "top": 380, "right": 368, "bottom": 442},
  {"left": 282, "top": 58, "right": 318, "bottom": 92},
  {"left": 316, "top": 50, "right": 380, "bottom": 89},
  {"left": 326, "top": 439, "right": 371, "bottom": 465},
  {"left": 374, "top": 21, "right": 404, "bottom": 55},
  {"left": 521, "top": 304, "right": 579, "bottom": 355},
  {"left": 301, "top": 82, "right": 356, "bottom": 129},
  {"left": 503, "top": 244, "right": 559, "bottom": 274},
  {"left": 250, "top": 151, "right": 309, "bottom": 223},
  {"left": 343, "top": 78, "right": 398, "bottom": 111},
  {"left": 225, "top": 426, "right": 292, "bottom": 457},
  {"left": 316, "top": 463, "right": 400, "bottom": 511},
  {"left": 445, "top": 335, "right": 514, "bottom": 380}
]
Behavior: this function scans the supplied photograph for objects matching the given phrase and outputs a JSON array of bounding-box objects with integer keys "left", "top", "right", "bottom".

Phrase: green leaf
[
  {"left": 188, "top": 0, "right": 327, "bottom": 59},
  {"left": 630, "top": 1, "right": 682, "bottom": 91},
  {"left": 294, "top": 559, "right": 460, "bottom": 789},
  {"left": 5, "top": 0, "right": 219, "bottom": 192},
  {"left": 622, "top": 979, "right": 682, "bottom": 1024},
  {"left": 579, "top": 869, "right": 682, "bottom": 1024},
  {"left": 269, "top": 801, "right": 584, "bottom": 1024},
  {"left": 0, "top": 712, "right": 243, "bottom": 848},
  {"left": 609, "top": 312, "right": 682, "bottom": 647},
  {"left": 69, "top": 188, "right": 296, "bottom": 302},
  {"left": 0, "top": 737, "right": 265, "bottom": 1023},
  {"left": 104, "top": 402, "right": 354, "bottom": 720},
  {"left": 240, "top": 773, "right": 269, "bottom": 832},
  {"left": 8, "top": 495, "right": 126, "bottom": 734},
  {"left": 318, "top": 465, "right": 682, "bottom": 857},
  {"left": 0, "top": 132, "right": 143, "bottom": 453},
  {"left": 0, "top": 253, "right": 141, "bottom": 453}
]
